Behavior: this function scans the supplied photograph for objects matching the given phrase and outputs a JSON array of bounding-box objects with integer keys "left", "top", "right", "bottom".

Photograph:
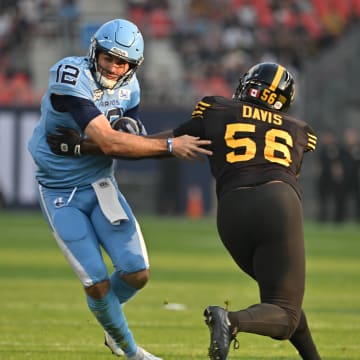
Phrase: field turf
[{"left": 0, "top": 210, "right": 359, "bottom": 359}]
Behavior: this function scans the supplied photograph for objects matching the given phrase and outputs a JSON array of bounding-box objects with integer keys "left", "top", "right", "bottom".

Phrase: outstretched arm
[
  {"left": 47, "top": 122, "right": 211, "bottom": 160},
  {"left": 48, "top": 94, "right": 211, "bottom": 160}
]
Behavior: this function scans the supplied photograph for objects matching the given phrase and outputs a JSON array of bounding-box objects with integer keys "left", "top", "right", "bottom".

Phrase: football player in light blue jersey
[{"left": 28, "top": 18, "right": 212, "bottom": 360}]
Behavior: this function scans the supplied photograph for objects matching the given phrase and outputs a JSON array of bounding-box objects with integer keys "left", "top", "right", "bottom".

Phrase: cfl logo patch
[{"left": 118, "top": 89, "right": 130, "bottom": 100}]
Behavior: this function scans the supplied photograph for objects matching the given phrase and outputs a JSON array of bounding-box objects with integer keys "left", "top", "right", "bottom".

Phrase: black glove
[{"left": 47, "top": 127, "right": 83, "bottom": 156}]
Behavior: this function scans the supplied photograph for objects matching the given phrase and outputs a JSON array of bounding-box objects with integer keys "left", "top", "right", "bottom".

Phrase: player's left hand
[{"left": 47, "top": 127, "right": 83, "bottom": 156}]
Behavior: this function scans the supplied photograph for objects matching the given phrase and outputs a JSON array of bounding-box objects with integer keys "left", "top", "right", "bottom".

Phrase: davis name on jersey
[{"left": 174, "top": 95, "right": 317, "bottom": 199}]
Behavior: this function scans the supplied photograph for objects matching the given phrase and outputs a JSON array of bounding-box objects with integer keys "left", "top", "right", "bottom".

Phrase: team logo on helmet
[{"left": 274, "top": 101, "right": 283, "bottom": 110}]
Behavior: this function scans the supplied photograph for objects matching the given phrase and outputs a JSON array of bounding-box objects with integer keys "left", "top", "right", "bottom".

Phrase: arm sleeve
[
  {"left": 173, "top": 96, "right": 211, "bottom": 137},
  {"left": 51, "top": 94, "right": 102, "bottom": 131},
  {"left": 304, "top": 123, "right": 317, "bottom": 152},
  {"left": 173, "top": 117, "right": 205, "bottom": 138}
]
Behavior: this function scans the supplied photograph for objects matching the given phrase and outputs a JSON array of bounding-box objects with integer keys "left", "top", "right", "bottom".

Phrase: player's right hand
[
  {"left": 171, "top": 135, "right": 212, "bottom": 161},
  {"left": 47, "top": 127, "right": 83, "bottom": 156}
]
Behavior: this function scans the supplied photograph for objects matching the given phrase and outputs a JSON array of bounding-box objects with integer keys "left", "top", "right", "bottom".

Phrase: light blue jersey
[
  {"left": 26, "top": 19, "right": 163, "bottom": 359},
  {"left": 28, "top": 55, "right": 141, "bottom": 188}
]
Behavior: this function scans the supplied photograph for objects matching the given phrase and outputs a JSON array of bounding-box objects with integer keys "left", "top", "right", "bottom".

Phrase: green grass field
[{"left": 0, "top": 210, "right": 359, "bottom": 359}]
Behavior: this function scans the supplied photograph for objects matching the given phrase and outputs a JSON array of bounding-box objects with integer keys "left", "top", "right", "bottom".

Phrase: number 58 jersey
[{"left": 173, "top": 96, "right": 317, "bottom": 199}]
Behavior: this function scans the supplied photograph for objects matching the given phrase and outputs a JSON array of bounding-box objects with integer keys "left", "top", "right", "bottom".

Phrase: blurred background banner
[
  {"left": 1, "top": 0, "right": 360, "bottom": 222},
  {"left": 0, "top": 108, "right": 38, "bottom": 207}
]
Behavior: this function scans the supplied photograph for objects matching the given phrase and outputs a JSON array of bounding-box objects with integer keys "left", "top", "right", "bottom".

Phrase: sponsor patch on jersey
[
  {"left": 249, "top": 88, "right": 260, "bottom": 98},
  {"left": 93, "top": 89, "right": 103, "bottom": 101},
  {"left": 118, "top": 89, "right": 131, "bottom": 100}
]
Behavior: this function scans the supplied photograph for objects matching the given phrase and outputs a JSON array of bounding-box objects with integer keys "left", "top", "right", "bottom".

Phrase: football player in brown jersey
[{"left": 172, "top": 62, "right": 321, "bottom": 360}]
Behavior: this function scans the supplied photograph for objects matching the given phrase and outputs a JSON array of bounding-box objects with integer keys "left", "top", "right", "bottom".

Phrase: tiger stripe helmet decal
[{"left": 269, "top": 65, "right": 285, "bottom": 92}]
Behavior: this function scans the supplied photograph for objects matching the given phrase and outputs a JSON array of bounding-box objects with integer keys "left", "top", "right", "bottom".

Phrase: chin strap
[{"left": 94, "top": 62, "right": 137, "bottom": 89}]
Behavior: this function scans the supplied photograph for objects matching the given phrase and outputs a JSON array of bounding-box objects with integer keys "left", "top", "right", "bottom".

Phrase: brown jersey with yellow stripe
[{"left": 173, "top": 96, "right": 317, "bottom": 199}]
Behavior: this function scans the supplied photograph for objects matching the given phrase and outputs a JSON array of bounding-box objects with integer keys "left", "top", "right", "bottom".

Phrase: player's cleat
[
  {"left": 104, "top": 331, "right": 125, "bottom": 357},
  {"left": 204, "top": 306, "right": 239, "bottom": 360},
  {"left": 126, "top": 346, "right": 163, "bottom": 360}
]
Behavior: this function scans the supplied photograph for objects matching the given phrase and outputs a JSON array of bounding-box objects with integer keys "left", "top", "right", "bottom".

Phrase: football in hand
[{"left": 111, "top": 117, "right": 140, "bottom": 135}]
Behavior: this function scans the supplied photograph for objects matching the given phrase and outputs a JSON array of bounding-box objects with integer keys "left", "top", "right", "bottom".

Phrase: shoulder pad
[
  {"left": 191, "top": 97, "right": 214, "bottom": 118},
  {"left": 49, "top": 57, "right": 93, "bottom": 99}
]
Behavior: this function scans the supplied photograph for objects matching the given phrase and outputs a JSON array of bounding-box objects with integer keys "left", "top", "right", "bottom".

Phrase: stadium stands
[{"left": 0, "top": 0, "right": 359, "bottom": 107}]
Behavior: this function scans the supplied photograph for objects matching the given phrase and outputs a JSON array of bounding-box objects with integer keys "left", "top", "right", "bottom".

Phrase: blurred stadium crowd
[
  {"left": 316, "top": 128, "right": 360, "bottom": 224},
  {"left": 1, "top": 0, "right": 359, "bottom": 222},
  {"left": 1, "top": 0, "right": 360, "bottom": 106},
  {"left": 0, "top": 0, "right": 80, "bottom": 105}
]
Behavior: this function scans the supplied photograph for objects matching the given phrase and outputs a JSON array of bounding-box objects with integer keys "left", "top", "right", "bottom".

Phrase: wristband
[{"left": 166, "top": 137, "right": 173, "bottom": 153}]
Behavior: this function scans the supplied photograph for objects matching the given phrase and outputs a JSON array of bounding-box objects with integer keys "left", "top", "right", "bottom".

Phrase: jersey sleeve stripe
[
  {"left": 307, "top": 133, "right": 317, "bottom": 150},
  {"left": 192, "top": 110, "right": 204, "bottom": 117},
  {"left": 198, "top": 101, "right": 211, "bottom": 108},
  {"left": 192, "top": 100, "right": 212, "bottom": 118}
]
